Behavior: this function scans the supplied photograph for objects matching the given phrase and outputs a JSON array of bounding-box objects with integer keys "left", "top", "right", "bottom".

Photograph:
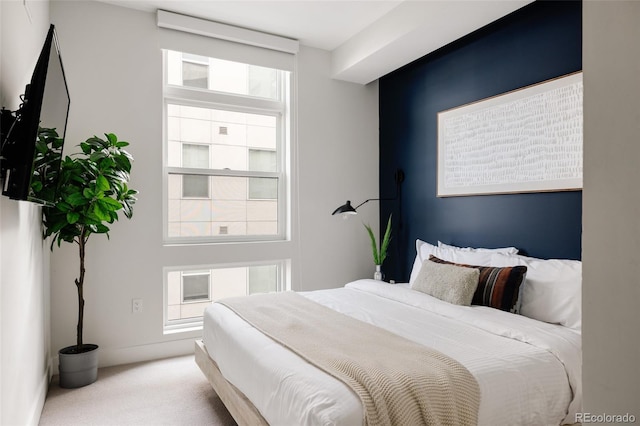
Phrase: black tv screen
[{"left": 1, "top": 24, "right": 70, "bottom": 205}]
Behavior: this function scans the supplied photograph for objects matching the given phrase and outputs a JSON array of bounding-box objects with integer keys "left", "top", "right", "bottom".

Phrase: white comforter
[{"left": 203, "top": 280, "right": 582, "bottom": 426}]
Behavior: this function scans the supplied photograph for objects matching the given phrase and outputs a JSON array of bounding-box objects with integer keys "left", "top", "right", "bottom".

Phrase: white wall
[
  {"left": 297, "top": 46, "right": 379, "bottom": 290},
  {"left": 582, "top": 1, "right": 640, "bottom": 417},
  {"left": 49, "top": 0, "right": 378, "bottom": 368},
  {"left": 0, "top": 2, "right": 52, "bottom": 425}
]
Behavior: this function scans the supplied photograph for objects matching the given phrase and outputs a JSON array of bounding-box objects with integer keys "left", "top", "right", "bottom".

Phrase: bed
[{"left": 196, "top": 240, "right": 582, "bottom": 425}]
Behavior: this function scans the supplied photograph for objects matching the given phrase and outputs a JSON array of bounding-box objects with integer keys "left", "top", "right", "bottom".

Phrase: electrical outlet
[{"left": 132, "top": 298, "right": 143, "bottom": 313}]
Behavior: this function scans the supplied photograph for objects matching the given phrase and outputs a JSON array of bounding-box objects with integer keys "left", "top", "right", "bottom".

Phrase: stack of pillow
[{"left": 409, "top": 240, "right": 582, "bottom": 332}]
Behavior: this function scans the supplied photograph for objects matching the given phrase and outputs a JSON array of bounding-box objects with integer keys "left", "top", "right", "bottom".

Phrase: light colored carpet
[{"left": 39, "top": 354, "right": 237, "bottom": 426}]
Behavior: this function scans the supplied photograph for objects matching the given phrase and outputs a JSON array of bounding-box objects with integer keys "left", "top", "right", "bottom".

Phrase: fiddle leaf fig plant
[
  {"left": 364, "top": 214, "right": 392, "bottom": 266},
  {"left": 41, "top": 132, "right": 138, "bottom": 352}
]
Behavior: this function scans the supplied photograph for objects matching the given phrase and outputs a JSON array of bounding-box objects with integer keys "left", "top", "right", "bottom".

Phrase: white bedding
[{"left": 203, "top": 280, "right": 582, "bottom": 426}]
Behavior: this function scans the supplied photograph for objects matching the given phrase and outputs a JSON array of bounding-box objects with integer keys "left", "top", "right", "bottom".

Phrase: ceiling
[
  {"left": 94, "top": 0, "right": 534, "bottom": 84},
  {"left": 96, "top": 0, "right": 403, "bottom": 51}
]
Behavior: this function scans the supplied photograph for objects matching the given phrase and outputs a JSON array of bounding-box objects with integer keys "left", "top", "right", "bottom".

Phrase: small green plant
[
  {"left": 40, "top": 133, "right": 138, "bottom": 352},
  {"left": 364, "top": 214, "right": 392, "bottom": 265}
]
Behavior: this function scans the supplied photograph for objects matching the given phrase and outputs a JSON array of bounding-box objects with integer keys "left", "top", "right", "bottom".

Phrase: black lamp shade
[{"left": 332, "top": 200, "right": 357, "bottom": 215}]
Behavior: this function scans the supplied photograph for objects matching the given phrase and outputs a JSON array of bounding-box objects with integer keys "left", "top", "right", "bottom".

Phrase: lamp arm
[
  {"left": 333, "top": 169, "right": 404, "bottom": 214},
  {"left": 354, "top": 196, "right": 396, "bottom": 211},
  {"left": 354, "top": 170, "right": 404, "bottom": 211},
  {"left": 353, "top": 199, "right": 372, "bottom": 210}
]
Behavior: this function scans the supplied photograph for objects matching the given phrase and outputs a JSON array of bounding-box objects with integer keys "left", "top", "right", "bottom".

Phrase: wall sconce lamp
[{"left": 332, "top": 169, "right": 405, "bottom": 217}]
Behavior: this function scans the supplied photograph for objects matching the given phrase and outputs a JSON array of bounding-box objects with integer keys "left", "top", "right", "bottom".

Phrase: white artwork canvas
[{"left": 437, "top": 72, "right": 583, "bottom": 197}]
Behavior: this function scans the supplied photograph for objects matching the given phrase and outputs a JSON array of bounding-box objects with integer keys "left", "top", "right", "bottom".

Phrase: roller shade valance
[{"left": 157, "top": 10, "right": 297, "bottom": 72}]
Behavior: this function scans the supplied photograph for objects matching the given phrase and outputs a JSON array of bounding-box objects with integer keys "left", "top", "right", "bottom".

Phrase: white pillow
[
  {"left": 438, "top": 241, "right": 519, "bottom": 255},
  {"left": 489, "top": 253, "right": 582, "bottom": 331},
  {"left": 408, "top": 240, "right": 449, "bottom": 284},
  {"left": 409, "top": 239, "right": 501, "bottom": 284},
  {"left": 411, "top": 259, "right": 480, "bottom": 306}
]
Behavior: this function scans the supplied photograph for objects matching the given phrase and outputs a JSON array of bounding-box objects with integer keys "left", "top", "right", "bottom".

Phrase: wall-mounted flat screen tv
[{"left": 1, "top": 24, "right": 70, "bottom": 206}]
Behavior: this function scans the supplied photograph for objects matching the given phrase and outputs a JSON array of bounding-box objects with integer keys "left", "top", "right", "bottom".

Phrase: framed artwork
[{"left": 437, "top": 72, "right": 582, "bottom": 197}]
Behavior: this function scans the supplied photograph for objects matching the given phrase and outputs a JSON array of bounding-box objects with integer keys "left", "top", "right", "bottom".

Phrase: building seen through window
[
  {"left": 162, "top": 49, "right": 291, "bottom": 331},
  {"left": 166, "top": 263, "right": 282, "bottom": 325},
  {"left": 164, "top": 50, "right": 288, "bottom": 242}
]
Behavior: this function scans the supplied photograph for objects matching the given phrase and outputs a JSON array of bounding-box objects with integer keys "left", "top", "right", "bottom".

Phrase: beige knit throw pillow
[{"left": 412, "top": 259, "right": 480, "bottom": 306}]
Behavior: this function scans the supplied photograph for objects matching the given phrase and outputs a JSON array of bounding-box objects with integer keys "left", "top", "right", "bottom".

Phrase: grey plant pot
[{"left": 58, "top": 344, "right": 99, "bottom": 388}]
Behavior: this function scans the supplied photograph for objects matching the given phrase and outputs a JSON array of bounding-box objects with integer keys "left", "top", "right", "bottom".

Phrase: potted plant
[
  {"left": 364, "top": 214, "right": 392, "bottom": 280},
  {"left": 38, "top": 131, "right": 137, "bottom": 388}
]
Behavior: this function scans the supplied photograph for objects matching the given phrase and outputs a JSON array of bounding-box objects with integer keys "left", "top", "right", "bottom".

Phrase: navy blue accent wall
[{"left": 379, "top": 1, "right": 582, "bottom": 282}]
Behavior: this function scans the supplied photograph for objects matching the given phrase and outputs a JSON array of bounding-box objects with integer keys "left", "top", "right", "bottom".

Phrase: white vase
[{"left": 373, "top": 265, "right": 383, "bottom": 281}]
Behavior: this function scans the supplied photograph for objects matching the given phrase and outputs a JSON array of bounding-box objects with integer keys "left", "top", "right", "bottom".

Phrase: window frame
[{"left": 163, "top": 49, "right": 289, "bottom": 244}]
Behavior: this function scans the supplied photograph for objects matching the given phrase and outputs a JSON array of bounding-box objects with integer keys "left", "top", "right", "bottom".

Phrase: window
[
  {"left": 181, "top": 53, "right": 209, "bottom": 88},
  {"left": 158, "top": 13, "right": 296, "bottom": 332},
  {"left": 182, "top": 271, "right": 210, "bottom": 302},
  {"left": 164, "top": 50, "right": 289, "bottom": 242},
  {"left": 249, "top": 149, "right": 277, "bottom": 200},
  {"left": 165, "top": 261, "right": 286, "bottom": 331},
  {"left": 182, "top": 144, "right": 210, "bottom": 198}
]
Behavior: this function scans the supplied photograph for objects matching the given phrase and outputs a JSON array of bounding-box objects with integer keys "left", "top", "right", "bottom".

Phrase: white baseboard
[
  {"left": 26, "top": 369, "right": 50, "bottom": 426},
  {"left": 50, "top": 337, "right": 197, "bottom": 375}
]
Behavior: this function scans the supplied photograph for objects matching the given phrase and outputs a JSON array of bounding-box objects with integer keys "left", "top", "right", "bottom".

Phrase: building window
[
  {"left": 164, "top": 50, "right": 289, "bottom": 242},
  {"left": 182, "top": 271, "right": 211, "bottom": 302},
  {"left": 181, "top": 53, "right": 208, "bottom": 89},
  {"left": 249, "top": 149, "right": 277, "bottom": 200},
  {"left": 164, "top": 261, "right": 286, "bottom": 332},
  {"left": 182, "top": 144, "right": 210, "bottom": 198}
]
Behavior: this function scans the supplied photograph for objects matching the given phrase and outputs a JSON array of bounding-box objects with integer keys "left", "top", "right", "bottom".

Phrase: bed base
[{"left": 194, "top": 339, "right": 269, "bottom": 426}]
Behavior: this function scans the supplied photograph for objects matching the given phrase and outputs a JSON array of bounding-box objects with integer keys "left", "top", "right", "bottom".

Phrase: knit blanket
[{"left": 219, "top": 291, "right": 480, "bottom": 426}]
